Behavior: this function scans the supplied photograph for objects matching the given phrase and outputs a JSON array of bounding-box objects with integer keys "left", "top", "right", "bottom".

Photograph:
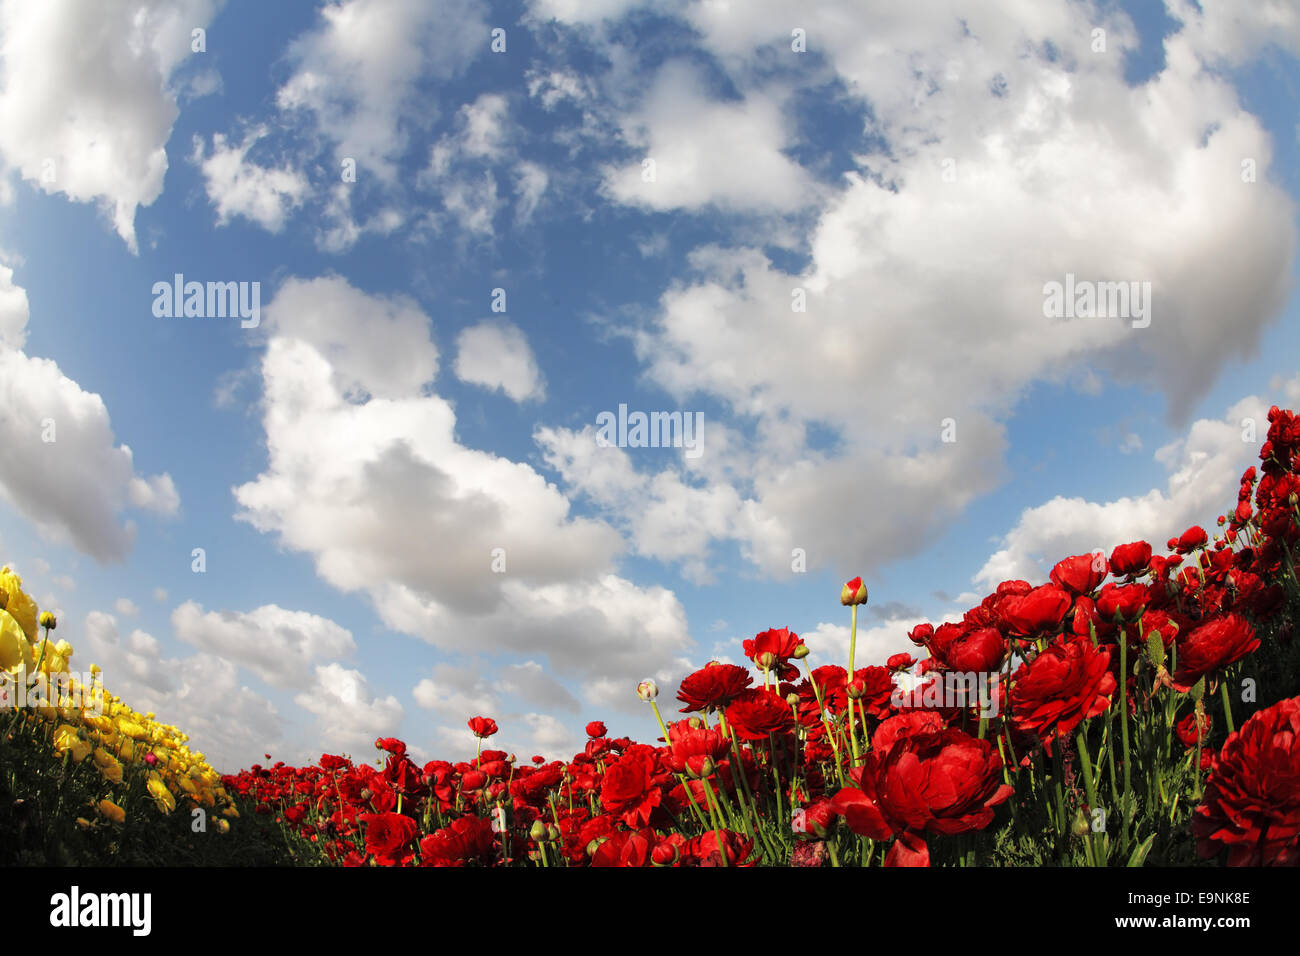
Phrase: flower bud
[
  {"left": 651, "top": 842, "right": 679, "bottom": 867},
  {"left": 687, "top": 717, "right": 703, "bottom": 729},
  {"left": 757, "top": 651, "right": 777, "bottom": 671},
  {"left": 546, "top": 824, "right": 560, "bottom": 842},
  {"left": 840, "top": 577, "right": 869, "bottom": 606},
  {"left": 39, "top": 611, "right": 56, "bottom": 630},
  {"left": 586, "top": 836, "right": 608, "bottom": 857},
  {"left": 846, "top": 678, "right": 866, "bottom": 700},
  {"left": 529, "top": 819, "right": 547, "bottom": 842},
  {"left": 1072, "top": 808, "right": 1091, "bottom": 837},
  {"left": 785, "top": 693, "right": 800, "bottom": 707},
  {"left": 792, "top": 643, "right": 810, "bottom": 660},
  {"left": 636, "top": 679, "right": 658, "bottom": 701},
  {"left": 1144, "top": 631, "right": 1165, "bottom": 669}
]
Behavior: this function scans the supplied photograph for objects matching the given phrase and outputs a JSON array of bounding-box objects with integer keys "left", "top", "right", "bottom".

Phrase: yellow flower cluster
[{"left": 0, "top": 565, "right": 236, "bottom": 825}]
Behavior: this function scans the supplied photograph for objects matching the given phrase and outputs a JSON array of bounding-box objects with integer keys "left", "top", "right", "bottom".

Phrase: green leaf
[{"left": 1126, "top": 833, "right": 1156, "bottom": 867}]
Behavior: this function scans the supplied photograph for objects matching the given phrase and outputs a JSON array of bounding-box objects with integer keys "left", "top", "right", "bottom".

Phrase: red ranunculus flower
[
  {"left": 1094, "top": 582, "right": 1149, "bottom": 622},
  {"left": 591, "top": 828, "right": 656, "bottom": 867},
  {"left": 467, "top": 716, "right": 499, "bottom": 738},
  {"left": 360, "top": 811, "right": 419, "bottom": 866},
  {"left": 1176, "top": 710, "right": 1212, "bottom": 749},
  {"left": 1194, "top": 696, "right": 1300, "bottom": 866},
  {"left": 726, "top": 687, "right": 795, "bottom": 740},
  {"left": 999, "top": 584, "right": 1072, "bottom": 636},
  {"left": 1109, "top": 541, "right": 1153, "bottom": 576},
  {"left": 1176, "top": 525, "right": 1209, "bottom": 554},
  {"left": 600, "top": 744, "right": 669, "bottom": 826},
  {"left": 667, "top": 721, "right": 729, "bottom": 777},
  {"left": 677, "top": 662, "right": 753, "bottom": 713},
  {"left": 831, "top": 727, "right": 1013, "bottom": 866},
  {"left": 1172, "top": 613, "right": 1259, "bottom": 690},
  {"left": 585, "top": 721, "right": 607, "bottom": 738},
  {"left": 420, "top": 815, "right": 497, "bottom": 867},
  {"left": 743, "top": 626, "right": 802, "bottom": 680},
  {"left": 1050, "top": 553, "right": 1107, "bottom": 596},
  {"left": 374, "top": 737, "right": 406, "bottom": 756},
  {"left": 939, "top": 625, "right": 1007, "bottom": 673},
  {"left": 1010, "top": 634, "right": 1115, "bottom": 750},
  {"left": 688, "top": 829, "right": 758, "bottom": 866}
]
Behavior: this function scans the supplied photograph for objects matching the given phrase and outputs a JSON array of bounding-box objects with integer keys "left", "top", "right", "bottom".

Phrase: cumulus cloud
[
  {"left": 529, "top": 0, "right": 1296, "bottom": 584},
  {"left": 81, "top": 611, "right": 284, "bottom": 771},
  {"left": 294, "top": 662, "right": 404, "bottom": 756},
  {"left": 191, "top": 127, "right": 309, "bottom": 232},
  {"left": 0, "top": 0, "right": 222, "bottom": 252},
  {"left": 601, "top": 60, "right": 816, "bottom": 214},
  {"left": 276, "top": 0, "right": 486, "bottom": 181},
  {"left": 418, "top": 94, "right": 550, "bottom": 237},
  {"left": 0, "top": 265, "right": 180, "bottom": 562},
  {"left": 171, "top": 600, "right": 357, "bottom": 690},
  {"left": 454, "top": 320, "right": 546, "bottom": 402},
  {"left": 234, "top": 276, "right": 695, "bottom": 714},
  {"left": 973, "top": 382, "right": 1298, "bottom": 590}
]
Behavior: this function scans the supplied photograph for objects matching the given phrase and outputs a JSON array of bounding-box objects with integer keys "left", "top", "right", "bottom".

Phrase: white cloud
[
  {"left": 80, "top": 610, "right": 285, "bottom": 771},
  {"left": 171, "top": 600, "right": 357, "bottom": 690},
  {"left": 0, "top": 0, "right": 222, "bottom": 252},
  {"left": 114, "top": 597, "right": 140, "bottom": 618},
  {"left": 973, "top": 384, "right": 1295, "bottom": 590},
  {"left": 523, "top": 1, "right": 1297, "bottom": 582},
  {"left": 454, "top": 320, "right": 545, "bottom": 402},
  {"left": 0, "top": 266, "right": 179, "bottom": 562},
  {"left": 276, "top": 0, "right": 486, "bottom": 182},
  {"left": 602, "top": 60, "right": 816, "bottom": 214},
  {"left": 260, "top": 275, "right": 438, "bottom": 400},
  {"left": 294, "top": 662, "right": 404, "bottom": 756},
  {"left": 191, "top": 127, "right": 309, "bottom": 232},
  {"left": 234, "top": 277, "right": 695, "bottom": 714},
  {"left": 418, "top": 94, "right": 549, "bottom": 238}
]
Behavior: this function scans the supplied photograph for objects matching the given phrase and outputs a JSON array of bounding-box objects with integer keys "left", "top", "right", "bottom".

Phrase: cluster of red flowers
[{"left": 224, "top": 407, "right": 1300, "bottom": 867}]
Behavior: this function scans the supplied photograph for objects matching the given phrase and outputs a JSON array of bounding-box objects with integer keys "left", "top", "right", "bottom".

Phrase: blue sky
[{"left": 0, "top": 0, "right": 1297, "bottom": 769}]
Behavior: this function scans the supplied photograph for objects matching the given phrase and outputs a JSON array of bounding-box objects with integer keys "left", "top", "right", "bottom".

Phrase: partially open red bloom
[{"left": 467, "top": 716, "right": 499, "bottom": 738}]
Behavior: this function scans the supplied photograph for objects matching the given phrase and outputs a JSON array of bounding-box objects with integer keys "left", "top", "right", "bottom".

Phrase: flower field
[{"left": 6, "top": 407, "right": 1300, "bottom": 867}]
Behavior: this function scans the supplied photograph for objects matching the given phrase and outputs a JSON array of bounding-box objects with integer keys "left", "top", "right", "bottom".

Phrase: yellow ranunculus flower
[
  {"left": 147, "top": 774, "right": 176, "bottom": 814},
  {"left": 93, "top": 748, "right": 124, "bottom": 784},
  {"left": 214, "top": 819, "right": 230, "bottom": 834},
  {"left": 0, "top": 568, "right": 38, "bottom": 642},
  {"left": 97, "top": 799, "right": 126, "bottom": 824},
  {"left": 52, "top": 724, "right": 91, "bottom": 763},
  {"left": 116, "top": 718, "right": 147, "bottom": 739},
  {"left": 0, "top": 609, "right": 32, "bottom": 675}
]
